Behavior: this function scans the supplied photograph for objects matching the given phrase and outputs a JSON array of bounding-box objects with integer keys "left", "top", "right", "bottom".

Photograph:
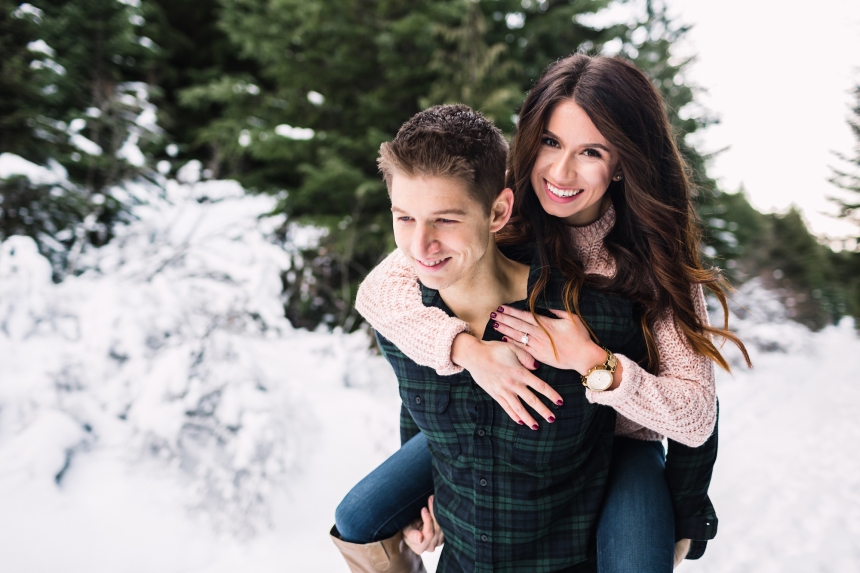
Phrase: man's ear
[{"left": 489, "top": 188, "right": 514, "bottom": 233}]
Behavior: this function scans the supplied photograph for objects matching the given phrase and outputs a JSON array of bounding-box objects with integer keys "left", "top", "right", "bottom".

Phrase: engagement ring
[{"left": 521, "top": 333, "right": 529, "bottom": 345}]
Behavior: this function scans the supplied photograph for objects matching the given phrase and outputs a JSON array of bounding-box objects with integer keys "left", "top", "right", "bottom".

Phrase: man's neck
[{"left": 438, "top": 243, "right": 529, "bottom": 337}]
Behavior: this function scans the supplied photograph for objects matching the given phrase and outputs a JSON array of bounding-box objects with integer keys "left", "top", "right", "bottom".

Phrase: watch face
[{"left": 587, "top": 370, "right": 613, "bottom": 391}]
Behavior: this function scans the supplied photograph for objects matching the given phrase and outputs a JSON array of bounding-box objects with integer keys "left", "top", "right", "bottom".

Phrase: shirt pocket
[
  {"left": 399, "top": 378, "right": 462, "bottom": 460},
  {"left": 511, "top": 385, "right": 594, "bottom": 469}
]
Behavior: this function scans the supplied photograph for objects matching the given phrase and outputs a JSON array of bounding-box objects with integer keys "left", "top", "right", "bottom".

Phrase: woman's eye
[
  {"left": 541, "top": 136, "right": 560, "bottom": 148},
  {"left": 583, "top": 148, "right": 602, "bottom": 158}
]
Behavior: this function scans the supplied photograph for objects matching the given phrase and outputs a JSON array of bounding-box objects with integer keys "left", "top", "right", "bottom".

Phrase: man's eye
[
  {"left": 397, "top": 216, "right": 412, "bottom": 222},
  {"left": 437, "top": 218, "right": 457, "bottom": 224}
]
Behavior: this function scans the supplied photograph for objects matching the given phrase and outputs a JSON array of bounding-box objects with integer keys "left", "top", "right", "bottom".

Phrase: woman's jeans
[
  {"left": 335, "top": 433, "right": 674, "bottom": 573},
  {"left": 596, "top": 437, "right": 675, "bottom": 573},
  {"left": 335, "top": 432, "right": 435, "bottom": 543}
]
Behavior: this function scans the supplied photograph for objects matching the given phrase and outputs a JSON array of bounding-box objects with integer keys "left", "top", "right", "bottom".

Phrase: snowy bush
[
  {"left": 709, "top": 278, "right": 820, "bottom": 369},
  {"left": 0, "top": 172, "right": 377, "bottom": 536}
]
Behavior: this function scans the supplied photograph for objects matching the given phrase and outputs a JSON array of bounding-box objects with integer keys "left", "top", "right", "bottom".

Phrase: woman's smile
[{"left": 543, "top": 178, "right": 585, "bottom": 201}]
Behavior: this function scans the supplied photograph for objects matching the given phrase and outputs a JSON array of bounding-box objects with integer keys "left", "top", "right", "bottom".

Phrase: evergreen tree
[
  {"left": 0, "top": 1, "right": 51, "bottom": 159},
  {"left": 183, "top": 0, "right": 634, "bottom": 330},
  {"left": 829, "top": 82, "right": 860, "bottom": 325},
  {"left": 1, "top": 0, "right": 170, "bottom": 277},
  {"left": 830, "top": 84, "right": 860, "bottom": 240}
]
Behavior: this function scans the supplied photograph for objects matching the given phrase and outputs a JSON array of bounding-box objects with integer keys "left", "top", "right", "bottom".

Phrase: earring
[{"left": 613, "top": 174, "right": 623, "bottom": 181}]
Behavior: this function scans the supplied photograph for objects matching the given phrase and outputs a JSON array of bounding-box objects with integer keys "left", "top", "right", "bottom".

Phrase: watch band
[{"left": 580, "top": 346, "right": 618, "bottom": 387}]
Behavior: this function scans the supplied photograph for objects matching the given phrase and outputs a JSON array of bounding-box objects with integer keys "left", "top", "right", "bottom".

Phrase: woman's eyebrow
[{"left": 542, "top": 129, "right": 611, "bottom": 152}]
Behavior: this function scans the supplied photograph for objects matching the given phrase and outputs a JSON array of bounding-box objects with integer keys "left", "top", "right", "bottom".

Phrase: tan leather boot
[{"left": 329, "top": 526, "right": 427, "bottom": 573}]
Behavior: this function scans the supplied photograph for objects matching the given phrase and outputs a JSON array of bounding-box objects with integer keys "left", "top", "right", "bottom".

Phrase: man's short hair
[{"left": 378, "top": 104, "right": 508, "bottom": 213}]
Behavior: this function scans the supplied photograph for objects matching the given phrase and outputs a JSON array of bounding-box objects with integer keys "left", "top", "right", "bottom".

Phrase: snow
[
  {"left": 274, "top": 124, "right": 315, "bottom": 140},
  {"left": 27, "top": 40, "right": 55, "bottom": 57},
  {"left": 0, "top": 173, "right": 858, "bottom": 572},
  {"left": 0, "top": 152, "right": 70, "bottom": 187},
  {"left": 70, "top": 133, "right": 103, "bottom": 156}
]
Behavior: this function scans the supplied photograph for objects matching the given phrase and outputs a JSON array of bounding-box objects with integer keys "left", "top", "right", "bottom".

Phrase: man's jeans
[{"left": 335, "top": 433, "right": 674, "bottom": 573}]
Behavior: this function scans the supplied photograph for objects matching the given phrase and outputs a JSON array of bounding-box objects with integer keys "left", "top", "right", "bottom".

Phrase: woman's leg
[
  {"left": 335, "top": 431, "right": 435, "bottom": 543},
  {"left": 596, "top": 437, "right": 675, "bottom": 573}
]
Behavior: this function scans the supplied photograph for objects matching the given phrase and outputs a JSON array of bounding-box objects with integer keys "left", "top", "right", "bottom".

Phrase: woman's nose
[{"left": 550, "top": 150, "right": 578, "bottom": 183}]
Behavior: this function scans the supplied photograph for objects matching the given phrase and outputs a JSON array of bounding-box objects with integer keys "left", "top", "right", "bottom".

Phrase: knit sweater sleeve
[
  {"left": 355, "top": 249, "right": 469, "bottom": 375},
  {"left": 586, "top": 283, "right": 717, "bottom": 447}
]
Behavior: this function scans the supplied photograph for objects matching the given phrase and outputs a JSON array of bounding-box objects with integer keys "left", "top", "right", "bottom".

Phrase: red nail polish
[
  {"left": 533, "top": 361, "right": 539, "bottom": 369},
  {"left": 517, "top": 420, "right": 524, "bottom": 425},
  {"left": 493, "top": 322, "right": 499, "bottom": 328},
  {"left": 548, "top": 416, "right": 556, "bottom": 423},
  {"left": 531, "top": 424, "right": 539, "bottom": 431},
  {"left": 497, "top": 306, "right": 505, "bottom": 313},
  {"left": 490, "top": 312, "right": 497, "bottom": 319},
  {"left": 502, "top": 336, "right": 508, "bottom": 342},
  {"left": 556, "top": 399, "right": 564, "bottom": 406}
]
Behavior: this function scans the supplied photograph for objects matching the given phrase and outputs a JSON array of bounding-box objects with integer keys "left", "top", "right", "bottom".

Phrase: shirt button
[
  {"left": 480, "top": 478, "right": 488, "bottom": 487},
  {"left": 480, "top": 534, "right": 489, "bottom": 542},
  {"left": 414, "top": 396, "right": 422, "bottom": 405},
  {"left": 477, "top": 429, "right": 485, "bottom": 437}
]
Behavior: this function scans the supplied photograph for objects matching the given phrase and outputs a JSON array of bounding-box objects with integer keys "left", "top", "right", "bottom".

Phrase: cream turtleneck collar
[{"left": 566, "top": 203, "right": 616, "bottom": 273}]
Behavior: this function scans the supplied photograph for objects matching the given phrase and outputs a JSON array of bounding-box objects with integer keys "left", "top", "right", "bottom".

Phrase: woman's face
[{"left": 530, "top": 100, "right": 621, "bottom": 226}]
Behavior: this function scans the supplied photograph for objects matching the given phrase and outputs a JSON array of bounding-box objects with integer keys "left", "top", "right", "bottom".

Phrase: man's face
[{"left": 390, "top": 173, "right": 494, "bottom": 292}]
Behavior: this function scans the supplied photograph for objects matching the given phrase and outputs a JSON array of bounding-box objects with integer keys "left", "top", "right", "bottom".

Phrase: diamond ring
[{"left": 521, "top": 333, "right": 529, "bottom": 345}]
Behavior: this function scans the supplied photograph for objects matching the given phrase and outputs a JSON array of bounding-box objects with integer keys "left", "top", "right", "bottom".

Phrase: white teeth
[
  {"left": 547, "top": 181, "right": 583, "bottom": 198},
  {"left": 421, "top": 259, "right": 445, "bottom": 267}
]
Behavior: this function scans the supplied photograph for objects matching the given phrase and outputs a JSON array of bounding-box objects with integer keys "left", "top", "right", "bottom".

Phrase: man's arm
[{"left": 665, "top": 401, "right": 720, "bottom": 560}]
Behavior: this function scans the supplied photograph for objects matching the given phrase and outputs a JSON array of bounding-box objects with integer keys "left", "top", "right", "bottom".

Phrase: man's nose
[{"left": 412, "top": 225, "right": 439, "bottom": 258}]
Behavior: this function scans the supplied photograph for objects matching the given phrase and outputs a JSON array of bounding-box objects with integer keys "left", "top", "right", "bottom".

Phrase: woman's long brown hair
[{"left": 497, "top": 54, "right": 750, "bottom": 372}]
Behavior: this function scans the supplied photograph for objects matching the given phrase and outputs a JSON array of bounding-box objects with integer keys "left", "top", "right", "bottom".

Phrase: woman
[{"left": 338, "top": 54, "right": 748, "bottom": 572}]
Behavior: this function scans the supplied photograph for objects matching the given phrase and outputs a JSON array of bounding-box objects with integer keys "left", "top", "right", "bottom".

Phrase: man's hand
[
  {"left": 402, "top": 495, "right": 444, "bottom": 555},
  {"left": 451, "top": 334, "right": 563, "bottom": 430},
  {"left": 674, "top": 538, "right": 691, "bottom": 568}
]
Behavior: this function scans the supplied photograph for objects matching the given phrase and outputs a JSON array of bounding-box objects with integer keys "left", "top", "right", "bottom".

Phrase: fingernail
[
  {"left": 493, "top": 322, "right": 499, "bottom": 329},
  {"left": 497, "top": 306, "right": 504, "bottom": 313},
  {"left": 531, "top": 424, "right": 539, "bottom": 431},
  {"left": 517, "top": 420, "right": 524, "bottom": 425},
  {"left": 533, "top": 361, "right": 539, "bottom": 369},
  {"left": 502, "top": 336, "right": 508, "bottom": 342},
  {"left": 548, "top": 416, "right": 556, "bottom": 423},
  {"left": 556, "top": 399, "right": 564, "bottom": 406},
  {"left": 490, "top": 312, "right": 497, "bottom": 319}
]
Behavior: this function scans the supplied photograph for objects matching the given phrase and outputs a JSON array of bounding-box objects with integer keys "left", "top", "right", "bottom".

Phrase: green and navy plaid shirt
[{"left": 377, "top": 249, "right": 718, "bottom": 572}]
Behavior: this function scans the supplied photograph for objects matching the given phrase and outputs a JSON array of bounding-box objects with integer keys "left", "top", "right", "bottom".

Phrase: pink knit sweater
[{"left": 355, "top": 206, "right": 717, "bottom": 447}]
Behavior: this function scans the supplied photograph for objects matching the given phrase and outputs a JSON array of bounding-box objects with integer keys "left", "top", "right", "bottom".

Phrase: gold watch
[{"left": 581, "top": 347, "right": 618, "bottom": 391}]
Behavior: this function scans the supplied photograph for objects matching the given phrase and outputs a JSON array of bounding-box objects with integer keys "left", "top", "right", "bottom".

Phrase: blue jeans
[
  {"left": 596, "top": 437, "right": 675, "bottom": 573},
  {"left": 335, "top": 432, "right": 435, "bottom": 543},
  {"left": 335, "top": 433, "right": 674, "bottom": 573}
]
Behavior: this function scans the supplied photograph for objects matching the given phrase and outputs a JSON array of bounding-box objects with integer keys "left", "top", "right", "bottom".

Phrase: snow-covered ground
[{"left": 0, "top": 160, "right": 858, "bottom": 572}]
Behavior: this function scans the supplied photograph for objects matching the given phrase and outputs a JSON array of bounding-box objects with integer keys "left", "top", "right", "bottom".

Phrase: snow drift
[{"left": 0, "top": 165, "right": 389, "bottom": 538}]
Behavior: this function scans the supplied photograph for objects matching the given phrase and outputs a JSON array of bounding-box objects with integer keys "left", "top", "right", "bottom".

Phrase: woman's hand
[
  {"left": 402, "top": 495, "right": 444, "bottom": 555},
  {"left": 491, "top": 305, "right": 607, "bottom": 374},
  {"left": 452, "top": 334, "right": 563, "bottom": 430}
]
